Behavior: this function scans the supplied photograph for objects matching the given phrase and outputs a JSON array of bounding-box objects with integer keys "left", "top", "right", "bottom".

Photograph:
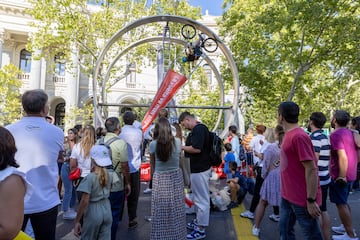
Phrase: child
[
  {"left": 226, "top": 161, "right": 247, "bottom": 209},
  {"left": 74, "top": 145, "right": 113, "bottom": 239},
  {"left": 223, "top": 143, "right": 235, "bottom": 179}
]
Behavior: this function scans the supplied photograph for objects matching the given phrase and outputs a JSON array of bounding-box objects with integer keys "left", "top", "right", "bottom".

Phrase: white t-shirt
[
  {"left": 0, "top": 166, "right": 33, "bottom": 202},
  {"left": 250, "top": 134, "right": 265, "bottom": 166},
  {"left": 70, "top": 143, "right": 92, "bottom": 177},
  {"left": 6, "top": 117, "right": 64, "bottom": 214},
  {"left": 119, "top": 125, "right": 142, "bottom": 173}
]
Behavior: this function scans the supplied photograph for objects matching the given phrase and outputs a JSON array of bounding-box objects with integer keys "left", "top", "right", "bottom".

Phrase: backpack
[
  {"left": 239, "top": 144, "right": 247, "bottom": 162},
  {"left": 97, "top": 137, "right": 122, "bottom": 171},
  {"left": 209, "top": 131, "right": 223, "bottom": 167}
]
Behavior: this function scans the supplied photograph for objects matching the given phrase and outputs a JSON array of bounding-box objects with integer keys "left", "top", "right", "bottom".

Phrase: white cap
[{"left": 90, "top": 145, "right": 112, "bottom": 167}]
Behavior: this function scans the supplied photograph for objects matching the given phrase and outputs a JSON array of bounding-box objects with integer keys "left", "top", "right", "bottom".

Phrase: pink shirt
[
  {"left": 330, "top": 128, "right": 358, "bottom": 181},
  {"left": 280, "top": 127, "right": 321, "bottom": 207}
]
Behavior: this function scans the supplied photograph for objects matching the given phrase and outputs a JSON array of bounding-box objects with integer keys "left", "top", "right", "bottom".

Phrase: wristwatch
[{"left": 306, "top": 197, "right": 316, "bottom": 203}]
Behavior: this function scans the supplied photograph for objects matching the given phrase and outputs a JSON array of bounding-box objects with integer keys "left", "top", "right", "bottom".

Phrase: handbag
[{"left": 69, "top": 168, "right": 81, "bottom": 181}]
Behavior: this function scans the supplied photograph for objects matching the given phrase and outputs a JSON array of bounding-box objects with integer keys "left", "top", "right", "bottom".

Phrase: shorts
[
  {"left": 320, "top": 184, "right": 329, "bottom": 211},
  {"left": 246, "top": 152, "right": 253, "bottom": 166},
  {"left": 329, "top": 180, "right": 351, "bottom": 205}
]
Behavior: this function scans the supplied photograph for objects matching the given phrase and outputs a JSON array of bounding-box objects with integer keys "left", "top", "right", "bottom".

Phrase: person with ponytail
[{"left": 74, "top": 145, "right": 113, "bottom": 239}]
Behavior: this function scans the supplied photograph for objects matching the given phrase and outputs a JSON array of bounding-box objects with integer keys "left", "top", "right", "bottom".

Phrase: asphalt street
[{"left": 55, "top": 179, "right": 360, "bottom": 240}]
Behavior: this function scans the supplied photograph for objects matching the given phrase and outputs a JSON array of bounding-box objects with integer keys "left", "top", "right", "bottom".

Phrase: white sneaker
[
  {"left": 252, "top": 226, "right": 260, "bottom": 236},
  {"left": 332, "top": 232, "right": 358, "bottom": 240},
  {"left": 143, "top": 188, "right": 152, "bottom": 194},
  {"left": 269, "top": 214, "right": 280, "bottom": 222},
  {"left": 240, "top": 210, "right": 254, "bottom": 219},
  {"left": 63, "top": 210, "right": 76, "bottom": 220},
  {"left": 332, "top": 224, "right": 346, "bottom": 235}
]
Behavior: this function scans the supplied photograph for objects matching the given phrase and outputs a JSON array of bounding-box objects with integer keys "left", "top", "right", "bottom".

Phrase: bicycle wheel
[
  {"left": 202, "top": 37, "right": 218, "bottom": 53},
  {"left": 181, "top": 24, "right": 196, "bottom": 40}
]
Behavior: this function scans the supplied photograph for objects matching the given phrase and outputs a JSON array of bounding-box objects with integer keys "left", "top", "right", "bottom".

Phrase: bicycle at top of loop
[{"left": 181, "top": 24, "right": 219, "bottom": 63}]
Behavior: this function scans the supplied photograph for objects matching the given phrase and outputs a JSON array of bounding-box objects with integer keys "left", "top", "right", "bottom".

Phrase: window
[
  {"left": 126, "top": 63, "right": 136, "bottom": 88},
  {"left": 203, "top": 64, "right": 212, "bottom": 82},
  {"left": 55, "top": 102, "right": 65, "bottom": 128},
  {"left": 54, "top": 53, "right": 65, "bottom": 76},
  {"left": 19, "top": 49, "right": 32, "bottom": 73}
]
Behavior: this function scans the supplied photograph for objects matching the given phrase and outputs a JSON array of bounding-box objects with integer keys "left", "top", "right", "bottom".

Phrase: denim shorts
[{"left": 329, "top": 180, "right": 351, "bottom": 205}]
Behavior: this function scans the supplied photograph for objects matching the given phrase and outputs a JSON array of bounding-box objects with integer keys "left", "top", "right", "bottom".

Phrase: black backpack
[{"left": 209, "top": 132, "right": 223, "bottom": 167}]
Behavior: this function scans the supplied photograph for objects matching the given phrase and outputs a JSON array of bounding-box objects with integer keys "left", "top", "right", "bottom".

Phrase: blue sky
[{"left": 188, "top": 0, "right": 224, "bottom": 16}]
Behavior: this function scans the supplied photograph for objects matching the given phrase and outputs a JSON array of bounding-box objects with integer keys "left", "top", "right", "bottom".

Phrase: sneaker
[
  {"left": 332, "top": 224, "right": 346, "bottom": 235},
  {"left": 252, "top": 225, "right": 260, "bottom": 237},
  {"left": 332, "top": 232, "right": 358, "bottom": 240},
  {"left": 240, "top": 210, "right": 254, "bottom": 219},
  {"left": 144, "top": 216, "right": 152, "bottom": 222},
  {"left": 143, "top": 188, "right": 152, "bottom": 194},
  {"left": 187, "top": 226, "right": 206, "bottom": 240},
  {"left": 227, "top": 201, "right": 239, "bottom": 209},
  {"left": 269, "top": 214, "right": 280, "bottom": 222},
  {"left": 128, "top": 220, "right": 138, "bottom": 229},
  {"left": 62, "top": 210, "right": 76, "bottom": 220},
  {"left": 187, "top": 219, "right": 198, "bottom": 230}
]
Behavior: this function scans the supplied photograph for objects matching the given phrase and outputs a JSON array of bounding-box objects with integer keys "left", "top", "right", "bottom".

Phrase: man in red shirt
[{"left": 278, "top": 101, "right": 323, "bottom": 240}]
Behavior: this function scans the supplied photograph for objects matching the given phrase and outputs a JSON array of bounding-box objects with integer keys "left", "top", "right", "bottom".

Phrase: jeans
[
  {"left": 279, "top": 198, "right": 323, "bottom": 240},
  {"left": 61, "top": 162, "right": 76, "bottom": 212},
  {"left": 109, "top": 190, "right": 125, "bottom": 240},
  {"left": 22, "top": 205, "right": 58, "bottom": 240},
  {"left": 128, "top": 171, "right": 140, "bottom": 221}
]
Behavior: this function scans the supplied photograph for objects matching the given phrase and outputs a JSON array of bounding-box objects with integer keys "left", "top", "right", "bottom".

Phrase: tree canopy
[
  {"left": 27, "top": 0, "right": 201, "bottom": 77},
  {"left": 0, "top": 65, "right": 22, "bottom": 125},
  {"left": 220, "top": 0, "right": 360, "bottom": 127}
]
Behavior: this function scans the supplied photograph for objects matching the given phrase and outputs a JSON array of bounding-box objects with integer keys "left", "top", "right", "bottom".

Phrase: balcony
[
  {"left": 18, "top": 72, "right": 30, "bottom": 81},
  {"left": 126, "top": 82, "right": 136, "bottom": 88},
  {"left": 53, "top": 75, "right": 65, "bottom": 83}
]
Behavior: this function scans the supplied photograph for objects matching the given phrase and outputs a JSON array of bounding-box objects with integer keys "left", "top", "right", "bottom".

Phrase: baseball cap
[{"left": 90, "top": 145, "right": 112, "bottom": 167}]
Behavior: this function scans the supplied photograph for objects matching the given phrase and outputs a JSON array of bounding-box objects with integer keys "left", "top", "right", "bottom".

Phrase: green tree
[
  {"left": 27, "top": 0, "right": 201, "bottom": 77},
  {"left": 220, "top": 0, "right": 360, "bottom": 126},
  {"left": 63, "top": 104, "right": 94, "bottom": 130},
  {"left": 0, "top": 65, "right": 22, "bottom": 125},
  {"left": 179, "top": 68, "right": 223, "bottom": 130}
]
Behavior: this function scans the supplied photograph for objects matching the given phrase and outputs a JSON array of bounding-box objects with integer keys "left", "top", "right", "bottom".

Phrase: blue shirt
[
  {"left": 224, "top": 152, "right": 235, "bottom": 174},
  {"left": 232, "top": 170, "right": 247, "bottom": 191}
]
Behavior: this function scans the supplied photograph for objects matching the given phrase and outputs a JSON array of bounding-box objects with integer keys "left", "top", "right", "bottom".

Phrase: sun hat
[{"left": 90, "top": 145, "right": 112, "bottom": 167}]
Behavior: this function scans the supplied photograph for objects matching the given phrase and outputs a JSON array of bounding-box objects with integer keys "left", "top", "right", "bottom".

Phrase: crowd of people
[{"left": 0, "top": 89, "right": 360, "bottom": 240}]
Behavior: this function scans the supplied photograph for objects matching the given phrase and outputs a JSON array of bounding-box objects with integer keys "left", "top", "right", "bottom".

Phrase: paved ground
[{"left": 55, "top": 179, "right": 360, "bottom": 240}]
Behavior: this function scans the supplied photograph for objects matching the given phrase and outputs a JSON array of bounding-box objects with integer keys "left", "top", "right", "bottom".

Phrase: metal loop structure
[{"left": 93, "top": 15, "right": 240, "bottom": 137}]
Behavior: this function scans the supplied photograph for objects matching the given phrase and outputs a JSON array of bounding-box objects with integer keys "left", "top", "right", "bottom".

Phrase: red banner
[{"left": 142, "top": 70, "right": 187, "bottom": 132}]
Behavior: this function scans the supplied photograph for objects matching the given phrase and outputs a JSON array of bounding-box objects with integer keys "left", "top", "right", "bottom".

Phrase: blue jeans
[
  {"left": 109, "top": 190, "right": 125, "bottom": 240},
  {"left": 61, "top": 162, "right": 76, "bottom": 211},
  {"left": 279, "top": 198, "right": 323, "bottom": 240}
]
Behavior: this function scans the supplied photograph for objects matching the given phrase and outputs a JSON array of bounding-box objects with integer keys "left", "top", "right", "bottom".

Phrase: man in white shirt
[
  {"left": 240, "top": 124, "right": 266, "bottom": 220},
  {"left": 119, "top": 111, "right": 142, "bottom": 229},
  {"left": 6, "top": 89, "right": 64, "bottom": 240}
]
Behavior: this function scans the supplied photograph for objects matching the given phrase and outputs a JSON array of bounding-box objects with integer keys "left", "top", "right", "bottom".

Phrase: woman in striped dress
[{"left": 149, "top": 117, "right": 186, "bottom": 240}]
